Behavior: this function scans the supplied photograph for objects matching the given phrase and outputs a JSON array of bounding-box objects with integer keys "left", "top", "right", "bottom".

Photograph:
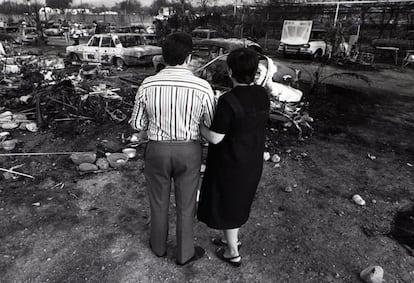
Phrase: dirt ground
[{"left": 1, "top": 44, "right": 414, "bottom": 282}]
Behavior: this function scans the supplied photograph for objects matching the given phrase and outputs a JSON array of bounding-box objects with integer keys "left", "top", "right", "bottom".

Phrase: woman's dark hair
[
  {"left": 227, "top": 48, "right": 259, "bottom": 84},
  {"left": 162, "top": 32, "right": 192, "bottom": 66}
]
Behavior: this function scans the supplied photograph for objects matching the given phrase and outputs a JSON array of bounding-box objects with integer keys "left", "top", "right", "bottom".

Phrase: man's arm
[
  {"left": 129, "top": 88, "right": 148, "bottom": 131},
  {"left": 202, "top": 87, "right": 217, "bottom": 127}
]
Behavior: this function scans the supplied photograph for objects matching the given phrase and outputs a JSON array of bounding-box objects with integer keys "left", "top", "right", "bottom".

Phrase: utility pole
[{"left": 334, "top": 1, "right": 340, "bottom": 27}]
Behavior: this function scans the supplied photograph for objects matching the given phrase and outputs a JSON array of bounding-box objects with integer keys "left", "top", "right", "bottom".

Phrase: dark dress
[{"left": 197, "top": 85, "right": 270, "bottom": 229}]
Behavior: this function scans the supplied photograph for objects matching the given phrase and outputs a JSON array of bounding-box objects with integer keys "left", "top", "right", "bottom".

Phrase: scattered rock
[
  {"left": 352, "top": 194, "right": 366, "bottom": 206},
  {"left": 106, "top": 153, "right": 128, "bottom": 169},
  {"left": 360, "top": 265, "right": 384, "bottom": 283},
  {"left": 96, "top": 158, "right": 109, "bottom": 171},
  {"left": 78, "top": 163, "right": 98, "bottom": 172},
  {"left": 70, "top": 152, "right": 96, "bottom": 165},
  {"left": 271, "top": 154, "right": 281, "bottom": 163},
  {"left": 1, "top": 122, "right": 19, "bottom": 129}
]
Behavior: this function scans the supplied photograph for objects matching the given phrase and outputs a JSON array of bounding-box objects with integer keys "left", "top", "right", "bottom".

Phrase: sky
[
  {"left": 72, "top": 0, "right": 238, "bottom": 7},
  {"left": 18, "top": 0, "right": 237, "bottom": 8},
  {"left": 73, "top": 0, "right": 154, "bottom": 7}
]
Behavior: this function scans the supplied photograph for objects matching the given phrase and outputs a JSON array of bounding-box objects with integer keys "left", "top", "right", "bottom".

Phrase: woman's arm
[{"left": 200, "top": 123, "right": 225, "bottom": 145}]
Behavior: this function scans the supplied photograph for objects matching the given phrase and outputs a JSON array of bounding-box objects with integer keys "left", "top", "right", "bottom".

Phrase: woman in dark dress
[{"left": 197, "top": 48, "right": 270, "bottom": 267}]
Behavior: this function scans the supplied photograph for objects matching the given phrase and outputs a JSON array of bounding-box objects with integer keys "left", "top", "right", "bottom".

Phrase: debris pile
[{"left": 1, "top": 52, "right": 140, "bottom": 130}]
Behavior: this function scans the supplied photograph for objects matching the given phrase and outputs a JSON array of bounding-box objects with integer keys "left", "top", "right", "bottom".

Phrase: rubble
[
  {"left": 1, "top": 49, "right": 139, "bottom": 129},
  {"left": 271, "top": 154, "right": 281, "bottom": 163},
  {"left": 352, "top": 194, "right": 366, "bottom": 206},
  {"left": 122, "top": 148, "right": 136, "bottom": 158},
  {"left": 360, "top": 265, "right": 384, "bottom": 283},
  {"left": 106, "top": 153, "right": 129, "bottom": 169}
]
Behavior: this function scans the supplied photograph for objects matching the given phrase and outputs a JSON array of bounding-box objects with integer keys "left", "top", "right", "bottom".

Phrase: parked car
[
  {"left": 44, "top": 23, "right": 63, "bottom": 36},
  {"left": 371, "top": 30, "right": 414, "bottom": 51},
  {"left": 115, "top": 25, "right": 146, "bottom": 34},
  {"left": 191, "top": 28, "right": 221, "bottom": 39},
  {"left": 66, "top": 33, "right": 162, "bottom": 67},
  {"left": 278, "top": 28, "right": 330, "bottom": 58},
  {"left": 153, "top": 38, "right": 263, "bottom": 72},
  {"left": 15, "top": 27, "right": 47, "bottom": 45}
]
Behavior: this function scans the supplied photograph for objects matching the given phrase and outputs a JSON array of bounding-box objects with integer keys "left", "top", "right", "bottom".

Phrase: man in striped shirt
[{"left": 130, "top": 32, "right": 216, "bottom": 265}]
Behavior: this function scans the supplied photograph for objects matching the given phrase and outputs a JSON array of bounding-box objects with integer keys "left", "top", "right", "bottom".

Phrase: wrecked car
[
  {"left": 278, "top": 21, "right": 330, "bottom": 59},
  {"left": 44, "top": 23, "right": 63, "bottom": 36},
  {"left": 15, "top": 27, "right": 47, "bottom": 45},
  {"left": 66, "top": 33, "right": 162, "bottom": 67}
]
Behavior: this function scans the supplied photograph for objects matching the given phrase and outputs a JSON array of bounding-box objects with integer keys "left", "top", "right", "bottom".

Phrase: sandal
[
  {"left": 211, "top": 237, "right": 242, "bottom": 249},
  {"left": 216, "top": 247, "right": 242, "bottom": 267}
]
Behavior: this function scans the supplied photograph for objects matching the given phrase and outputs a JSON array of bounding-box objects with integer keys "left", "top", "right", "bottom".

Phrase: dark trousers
[{"left": 144, "top": 141, "right": 201, "bottom": 264}]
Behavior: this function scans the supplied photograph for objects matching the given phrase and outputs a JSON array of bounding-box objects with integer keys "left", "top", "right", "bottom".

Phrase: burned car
[
  {"left": 153, "top": 38, "right": 312, "bottom": 138},
  {"left": 66, "top": 33, "right": 162, "bottom": 67},
  {"left": 44, "top": 23, "right": 63, "bottom": 36},
  {"left": 15, "top": 27, "right": 47, "bottom": 45}
]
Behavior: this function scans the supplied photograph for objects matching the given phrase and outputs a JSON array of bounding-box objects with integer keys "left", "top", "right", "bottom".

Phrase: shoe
[
  {"left": 216, "top": 247, "right": 242, "bottom": 267},
  {"left": 149, "top": 242, "right": 166, "bottom": 257},
  {"left": 176, "top": 246, "right": 205, "bottom": 266},
  {"left": 211, "top": 237, "right": 242, "bottom": 249}
]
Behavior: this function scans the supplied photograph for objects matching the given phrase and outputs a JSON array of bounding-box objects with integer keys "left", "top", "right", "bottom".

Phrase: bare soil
[{"left": 1, "top": 51, "right": 414, "bottom": 282}]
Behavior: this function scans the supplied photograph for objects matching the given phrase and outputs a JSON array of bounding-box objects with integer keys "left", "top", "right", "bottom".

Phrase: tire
[
  {"left": 313, "top": 49, "right": 323, "bottom": 60},
  {"left": 114, "top": 57, "right": 125, "bottom": 68},
  {"left": 69, "top": 53, "right": 80, "bottom": 62}
]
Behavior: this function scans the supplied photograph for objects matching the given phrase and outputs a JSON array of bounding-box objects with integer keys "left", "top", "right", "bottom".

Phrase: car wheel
[
  {"left": 313, "top": 49, "right": 323, "bottom": 60},
  {"left": 69, "top": 53, "right": 80, "bottom": 62},
  {"left": 114, "top": 57, "right": 125, "bottom": 68}
]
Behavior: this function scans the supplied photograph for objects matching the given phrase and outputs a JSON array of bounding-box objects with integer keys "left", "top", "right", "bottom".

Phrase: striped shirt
[{"left": 130, "top": 66, "right": 216, "bottom": 141}]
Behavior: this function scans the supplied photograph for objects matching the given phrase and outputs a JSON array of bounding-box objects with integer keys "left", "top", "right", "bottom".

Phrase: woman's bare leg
[{"left": 223, "top": 228, "right": 241, "bottom": 261}]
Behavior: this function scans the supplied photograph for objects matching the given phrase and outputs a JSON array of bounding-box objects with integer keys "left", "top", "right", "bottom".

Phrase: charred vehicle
[{"left": 66, "top": 33, "right": 162, "bottom": 67}]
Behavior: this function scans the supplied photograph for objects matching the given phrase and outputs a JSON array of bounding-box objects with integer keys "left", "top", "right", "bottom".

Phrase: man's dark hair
[
  {"left": 227, "top": 48, "right": 259, "bottom": 84},
  {"left": 162, "top": 32, "right": 192, "bottom": 66}
]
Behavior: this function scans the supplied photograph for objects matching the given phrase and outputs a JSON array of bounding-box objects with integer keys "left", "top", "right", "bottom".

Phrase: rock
[
  {"left": 78, "top": 163, "right": 98, "bottom": 172},
  {"left": 263, "top": 152, "right": 271, "bottom": 161},
  {"left": 106, "top": 153, "right": 128, "bottom": 169},
  {"left": 352, "top": 194, "right": 366, "bottom": 206},
  {"left": 283, "top": 186, "right": 293, "bottom": 193},
  {"left": 25, "top": 122, "right": 38, "bottom": 132},
  {"left": 1, "top": 122, "right": 19, "bottom": 129},
  {"left": 1, "top": 139, "right": 18, "bottom": 150},
  {"left": 96, "top": 158, "right": 109, "bottom": 171},
  {"left": 360, "top": 265, "right": 384, "bottom": 283},
  {"left": 70, "top": 152, "right": 96, "bottom": 165},
  {"left": 271, "top": 154, "right": 281, "bottom": 163}
]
